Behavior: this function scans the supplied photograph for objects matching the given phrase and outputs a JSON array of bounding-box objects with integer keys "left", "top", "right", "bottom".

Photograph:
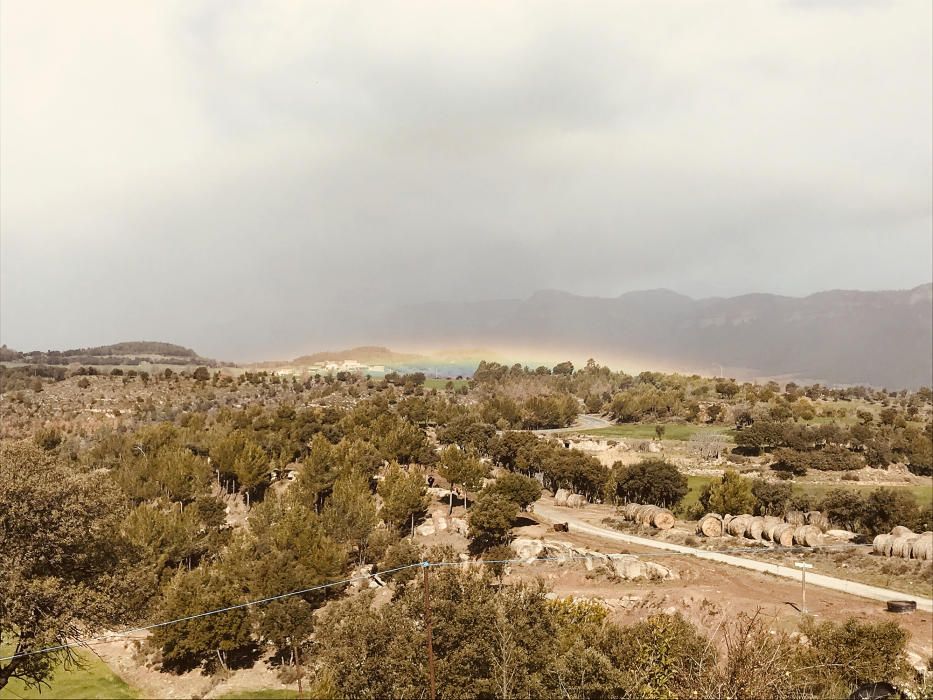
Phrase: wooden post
[{"left": 423, "top": 563, "right": 437, "bottom": 700}]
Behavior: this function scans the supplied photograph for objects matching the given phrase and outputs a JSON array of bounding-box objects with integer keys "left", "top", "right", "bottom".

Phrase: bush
[
  {"left": 771, "top": 445, "right": 862, "bottom": 475},
  {"left": 33, "top": 426, "right": 63, "bottom": 451},
  {"left": 482, "top": 544, "right": 516, "bottom": 581},
  {"left": 734, "top": 421, "right": 787, "bottom": 453},
  {"left": 818, "top": 489, "right": 866, "bottom": 532},
  {"left": 818, "top": 487, "right": 923, "bottom": 535},
  {"left": 770, "top": 448, "right": 808, "bottom": 476},
  {"left": 600, "top": 613, "right": 715, "bottom": 697},
  {"left": 611, "top": 458, "right": 688, "bottom": 509},
  {"left": 379, "top": 540, "right": 422, "bottom": 584},
  {"left": 810, "top": 445, "right": 863, "bottom": 471},
  {"left": 860, "top": 488, "right": 921, "bottom": 536},
  {"left": 468, "top": 493, "right": 519, "bottom": 550},
  {"left": 796, "top": 617, "right": 910, "bottom": 695},
  {"left": 751, "top": 479, "right": 791, "bottom": 516},
  {"left": 699, "top": 470, "right": 756, "bottom": 515},
  {"left": 484, "top": 472, "right": 542, "bottom": 511}
]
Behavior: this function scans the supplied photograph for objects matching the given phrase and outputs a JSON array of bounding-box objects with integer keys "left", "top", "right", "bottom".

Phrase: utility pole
[
  {"left": 795, "top": 561, "right": 813, "bottom": 614},
  {"left": 423, "top": 562, "right": 437, "bottom": 700}
]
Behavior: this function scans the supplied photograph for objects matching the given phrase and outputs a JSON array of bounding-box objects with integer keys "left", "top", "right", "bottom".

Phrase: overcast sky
[{"left": 1, "top": 0, "right": 931, "bottom": 360}]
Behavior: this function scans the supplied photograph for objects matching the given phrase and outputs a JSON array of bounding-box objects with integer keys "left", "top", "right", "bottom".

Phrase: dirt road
[{"left": 534, "top": 501, "right": 933, "bottom": 612}]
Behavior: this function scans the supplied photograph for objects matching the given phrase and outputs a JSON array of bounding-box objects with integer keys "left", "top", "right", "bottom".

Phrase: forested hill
[
  {"left": 291, "top": 346, "right": 426, "bottom": 365},
  {"left": 0, "top": 341, "right": 229, "bottom": 367},
  {"left": 373, "top": 284, "right": 933, "bottom": 389}
]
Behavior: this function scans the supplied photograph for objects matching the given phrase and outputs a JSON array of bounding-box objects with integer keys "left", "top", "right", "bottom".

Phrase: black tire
[
  {"left": 885, "top": 600, "right": 917, "bottom": 613},
  {"left": 848, "top": 681, "right": 901, "bottom": 699}
]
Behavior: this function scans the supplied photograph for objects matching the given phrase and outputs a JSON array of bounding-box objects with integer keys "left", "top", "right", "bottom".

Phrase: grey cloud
[{"left": 1, "top": 0, "right": 930, "bottom": 361}]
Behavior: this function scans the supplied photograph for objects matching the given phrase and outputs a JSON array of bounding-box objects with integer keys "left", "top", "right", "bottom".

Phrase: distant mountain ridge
[{"left": 371, "top": 284, "right": 933, "bottom": 388}]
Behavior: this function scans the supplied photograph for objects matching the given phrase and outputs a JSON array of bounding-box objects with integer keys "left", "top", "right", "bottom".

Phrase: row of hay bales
[
  {"left": 618, "top": 502, "right": 676, "bottom": 530},
  {"left": 554, "top": 488, "right": 587, "bottom": 508},
  {"left": 696, "top": 512, "right": 826, "bottom": 547},
  {"left": 872, "top": 527, "right": 933, "bottom": 561}
]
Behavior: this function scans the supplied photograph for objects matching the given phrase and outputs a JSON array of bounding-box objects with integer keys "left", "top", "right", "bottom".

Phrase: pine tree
[
  {"left": 151, "top": 565, "right": 254, "bottom": 673},
  {"left": 322, "top": 471, "right": 377, "bottom": 564},
  {"left": 243, "top": 494, "right": 346, "bottom": 665},
  {"left": 233, "top": 440, "right": 269, "bottom": 506},
  {"left": 378, "top": 462, "right": 429, "bottom": 534},
  {"left": 704, "top": 470, "right": 756, "bottom": 515},
  {"left": 439, "top": 446, "right": 489, "bottom": 514}
]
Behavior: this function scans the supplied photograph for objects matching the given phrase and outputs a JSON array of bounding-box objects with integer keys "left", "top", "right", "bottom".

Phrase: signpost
[{"left": 795, "top": 562, "right": 813, "bottom": 614}]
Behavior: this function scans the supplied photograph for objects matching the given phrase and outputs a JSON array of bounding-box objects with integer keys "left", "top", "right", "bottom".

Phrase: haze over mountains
[
  {"left": 2, "top": 286, "right": 930, "bottom": 389},
  {"left": 367, "top": 284, "right": 933, "bottom": 389}
]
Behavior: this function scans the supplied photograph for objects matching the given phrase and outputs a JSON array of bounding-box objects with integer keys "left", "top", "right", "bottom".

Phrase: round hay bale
[
  {"left": 697, "top": 514, "right": 723, "bottom": 537},
  {"left": 890, "top": 526, "right": 915, "bottom": 538},
  {"left": 872, "top": 534, "right": 894, "bottom": 556},
  {"left": 805, "top": 511, "right": 830, "bottom": 532},
  {"left": 881, "top": 535, "right": 896, "bottom": 557},
  {"left": 639, "top": 506, "right": 662, "bottom": 526},
  {"left": 771, "top": 524, "right": 796, "bottom": 547},
  {"left": 891, "top": 536, "right": 918, "bottom": 559},
  {"left": 745, "top": 517, "right": 766, "bottom": 541},
  {"left": 633, "top": 505, "right": 653, "bottom": 525},
  {"left": 566, "top": 494, "right": 586, "bottom": 509},
  {"left": 793, "top": 525, "right": 824, "bottom": 548},
  {"left": 727, "top": 515, "right": 752, "bottom": 537},
  {"left": 784, "top": 511, "right": 806, "bottom": 527},
  {"left": 650, "top": 508, "right": 675, "bottom": 530},
  {"left": 554, "top": 488, "right": 570, "bottom": 507},
  {"left": 910, "top": 532, "right": 933, "bottom": 561}
]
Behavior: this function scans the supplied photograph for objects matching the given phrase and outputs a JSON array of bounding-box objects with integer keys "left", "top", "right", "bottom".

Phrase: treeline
[
  {"left": 0, "top": 340, "right": 230, "bottom": 367},
  {"left": 472, "top": 360, "right": 933, "bottom": 472},
  {"left": 311, "top": 566, "right": 918, "bottom": 700},
  {"left": 475, "top": 360, "right": 933, "bottom": 418},
  {"left": 735, "top": 418, "right": 932, "bottom": 476},
  {"left": 606, "top": 461, "right": 932, "bottom": 536}
]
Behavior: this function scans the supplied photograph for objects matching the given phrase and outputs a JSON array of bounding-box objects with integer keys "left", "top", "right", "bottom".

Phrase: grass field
[
  {"left": 217, "top": 691, "right": 297, "bottom": 700},
  {"left": 583, "top": 424, "right": 736, "bottom": 442},
  {"left": 0, "top": 650, "right": 138, "bottom": 699},
  {"left": 678, "top": 475, "right": 716, "bottom": 515},
  {"left": 422, "top": 378, "right": 469, "bottom": 390}
]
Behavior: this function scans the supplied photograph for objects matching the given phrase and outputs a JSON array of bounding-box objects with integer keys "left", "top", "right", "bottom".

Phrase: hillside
[
  {"left": 0, "top": 341, "right": 228, "bottom": 367},
  {"left": 370, "top": 284, "right": 933, "bottom": 388},
  {"left": 290, "top": 345, "right": 426, "bottom": 366}
]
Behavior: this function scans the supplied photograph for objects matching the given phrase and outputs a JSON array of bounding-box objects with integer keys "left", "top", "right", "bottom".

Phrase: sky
[{"left": 1, "top": 0, "right": 931, "bottom": 361}]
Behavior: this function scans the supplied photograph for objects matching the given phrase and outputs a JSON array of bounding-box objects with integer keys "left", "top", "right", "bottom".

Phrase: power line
[
  {"left": 0, "top": 544, "right": 871, "bottom": 665},
  {"left": 0, "top": 562, "right": 418, "bottom": 663}
]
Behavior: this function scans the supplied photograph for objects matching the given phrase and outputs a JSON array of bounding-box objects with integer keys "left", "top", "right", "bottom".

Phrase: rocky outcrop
[{"left": 510, "top": 537, "right": 678, "bottom": 581}]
